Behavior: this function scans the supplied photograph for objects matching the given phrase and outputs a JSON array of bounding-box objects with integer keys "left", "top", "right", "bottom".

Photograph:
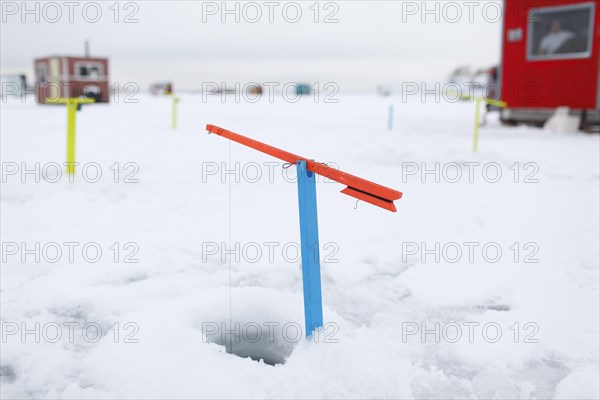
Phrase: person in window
[
  {"left": 89, "top": 66, "right": 100, "bottom": 80},
  {"left": 538, "top": 20, "right": 575, "bottom": 55}
]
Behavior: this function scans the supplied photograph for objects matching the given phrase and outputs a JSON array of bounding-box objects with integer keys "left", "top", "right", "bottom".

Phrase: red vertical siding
[{"left": 501, "top": 0, "right": 599, "bottom": 109}]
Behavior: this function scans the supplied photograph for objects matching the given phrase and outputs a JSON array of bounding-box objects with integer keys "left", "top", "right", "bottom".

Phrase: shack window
[
  {"left": 37, "top": 64, "right": 47, "bottom": 83},
  {"left": 527, "top": 2, "right": 595, "bottom": 60},
  {"left": 76, "top": 63, "right": 102, "bottom": 79}
]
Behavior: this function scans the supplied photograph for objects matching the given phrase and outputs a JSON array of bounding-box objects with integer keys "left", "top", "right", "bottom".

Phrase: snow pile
[{"left": 1, "top": 94, "right": 598, "bottom": 399}]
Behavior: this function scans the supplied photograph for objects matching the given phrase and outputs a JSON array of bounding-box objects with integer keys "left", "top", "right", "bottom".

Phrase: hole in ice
[
  {"left": 204, "top": 324, "right": 295, "bottom": 366},
  {"left": 485, "top": 303, "right": 510, "bottom": 312},
  {"left": 123, "top": 273, "right": 147, "bottom": 284},
  {"left": 218, "top": 337, "right": 292, "bottom": 366},
  {"left": 473, "top": 302, "right": 510, "bottom": 312},
  {"left": 0, "top": 365, "right": 16, "bottom": 384}
]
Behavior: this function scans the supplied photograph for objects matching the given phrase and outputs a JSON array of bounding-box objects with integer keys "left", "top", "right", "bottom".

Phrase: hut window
[
  {"left": 527, "top": 2, "right": 595, "bottom": 61},
  {"left": 37, "top": 64, "right": 47, "bottom": 83},
  {"left": 88, "top": 66, "right": 100, "bottom": 79},
  {"left": 76, "top": 63, "right": 102, "bottom": 79}
]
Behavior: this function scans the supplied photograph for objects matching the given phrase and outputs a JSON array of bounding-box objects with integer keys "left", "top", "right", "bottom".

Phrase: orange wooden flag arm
[{"left": 206, "top": 124, "right": 402, "bottom": 212}]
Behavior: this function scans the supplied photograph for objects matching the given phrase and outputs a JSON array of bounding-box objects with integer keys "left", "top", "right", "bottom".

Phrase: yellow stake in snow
[
  {"left": 46, "top": 97, "right": 96, "bottom": 175},
  {"left": 473, "top": 97, "right": 508, "bottom": 153},
  {"left": 473, "top": 97, "right": 481, "bottom": 152},
  {"left": 445, "top": 89, "right": 508, "bottom": 153},
  {"left": 172, "top": 96, "right": 180, "bottom": 129}
]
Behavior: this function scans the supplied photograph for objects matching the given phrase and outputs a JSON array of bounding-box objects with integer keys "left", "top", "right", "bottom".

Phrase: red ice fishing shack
[
  {"left": 34, "top": 55, "right": 109, "bottom": 103},
  {"left": 500, "top": 0, "right": 599, "bottom": 128}
]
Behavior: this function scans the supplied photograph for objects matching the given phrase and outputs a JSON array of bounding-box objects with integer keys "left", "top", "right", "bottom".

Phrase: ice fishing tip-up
[{"left": 205, "top": 124, "right": 402, "bottom": 212}]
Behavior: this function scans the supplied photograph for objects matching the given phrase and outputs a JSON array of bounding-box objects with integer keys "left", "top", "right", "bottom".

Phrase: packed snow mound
[{"left": 1, "top": 94, "right": 598, "bottom": 399}]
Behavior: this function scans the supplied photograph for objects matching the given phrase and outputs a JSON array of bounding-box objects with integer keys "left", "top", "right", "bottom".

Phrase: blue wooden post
[{"left": 296, "top": 160, "right": 324, "bottom": 337}]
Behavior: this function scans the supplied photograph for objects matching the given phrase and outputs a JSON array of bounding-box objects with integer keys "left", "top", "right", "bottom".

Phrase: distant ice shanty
[
  {"left": 150, "top": 82, "right": 173, "bottom": 95},
  {"left": 34, "top": 55, "right": 109, "bottom": 103},
  {"left": 0, "top": 74, "right": 26, "bottom": 96},
  {"left": 500, "top": 0, "right": 599, "bottom": 127}
]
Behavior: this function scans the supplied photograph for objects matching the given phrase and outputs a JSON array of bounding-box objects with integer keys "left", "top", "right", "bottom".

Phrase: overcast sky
[{"left": 1, "top": 1, "right": 503, "bottom": 91}]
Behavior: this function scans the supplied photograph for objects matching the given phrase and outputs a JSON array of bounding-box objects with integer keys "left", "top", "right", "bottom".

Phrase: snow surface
[{"left": 1, "top": 94, "right": 599, "bottom": 399}]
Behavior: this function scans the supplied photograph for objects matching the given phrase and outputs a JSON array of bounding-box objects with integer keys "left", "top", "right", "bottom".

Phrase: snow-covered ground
[{"left": 1, "top": 93, "right": 599, "bottom": 399}]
